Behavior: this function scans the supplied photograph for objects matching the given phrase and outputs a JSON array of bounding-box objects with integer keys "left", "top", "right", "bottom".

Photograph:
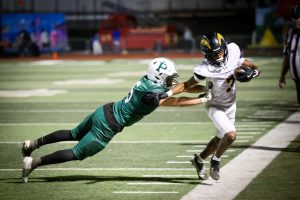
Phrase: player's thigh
[
  {"left": 72, "top": 131, "right": 105, "bottom": 160},
  {"left": 71, "top": 114, "right": 93, "bottom": 140},
  {"left": 207, "top": 107, "right": 236, "bottom": 136},
  {"left": 226, "top": 103, "right": 236, "bottom": 123}
]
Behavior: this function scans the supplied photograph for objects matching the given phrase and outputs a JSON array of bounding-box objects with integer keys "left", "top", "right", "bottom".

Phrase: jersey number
[
  {"left": 125, "top": 81, "right": 141, "bottom": 103},
  {"left": 226, "top": 75, "right": 235, "bottom": 93}
]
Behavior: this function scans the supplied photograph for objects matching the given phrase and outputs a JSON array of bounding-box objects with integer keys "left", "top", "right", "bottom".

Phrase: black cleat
[
  {"left": 190, "top": 154, "right": 208, "bottom": 180},
  {"left": 22, "top": 140, "right": 35, "bottom": 157},
  {"left": 210, "top": 158, "right": 220, "bottom": 180}
]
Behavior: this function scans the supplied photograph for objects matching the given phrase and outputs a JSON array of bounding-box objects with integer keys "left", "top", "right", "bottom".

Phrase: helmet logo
[
  {"left": 156, "top": 61, "right": 168, "bottom": 72},
  {"left": 216, "top": 33, "right": 223, "bottom": 45},
  {"left": 200, "top": 38, "right": 211, "bottom": 49}
]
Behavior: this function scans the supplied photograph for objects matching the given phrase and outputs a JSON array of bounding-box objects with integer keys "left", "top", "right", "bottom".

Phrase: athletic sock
[
  {"left": 37, "top": 130, "right": 73, "bottom": 147},
  {"left": 197, "top": 155, "right": 205, "bottom": 163},
  {"left": 212, "top": 155, "right": 221, "bottom": 162},
  {"left": 30, "top": 140, "right": 38, "bottom": 149},
  {"left": 31, "top": 157, "right": 41, "bottom": 169},
  {"left": 40, "top": 149, "right": 78, "bottom": 166}
]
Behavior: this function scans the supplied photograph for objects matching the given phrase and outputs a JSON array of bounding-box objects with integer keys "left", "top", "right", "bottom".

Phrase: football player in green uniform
[{"left": 21, "top": 57, "right": 211, "bottom": 183}]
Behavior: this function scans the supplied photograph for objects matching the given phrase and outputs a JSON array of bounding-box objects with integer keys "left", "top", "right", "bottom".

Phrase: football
[{"left": 233, "top": 66, "right": 254, "bottom": 82}]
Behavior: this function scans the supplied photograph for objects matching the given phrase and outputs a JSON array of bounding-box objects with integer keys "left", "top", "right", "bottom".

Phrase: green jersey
[{"left": 113, "top": 76, "right": 165, "bottom": 127}]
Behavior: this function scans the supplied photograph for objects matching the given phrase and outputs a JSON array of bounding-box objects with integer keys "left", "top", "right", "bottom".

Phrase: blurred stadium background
[
  {"left": 1, "top": 0, "right": 298, "bottom": 57},
  {"left": 0, "top": 1, "right": 299, "bottom": 200}
]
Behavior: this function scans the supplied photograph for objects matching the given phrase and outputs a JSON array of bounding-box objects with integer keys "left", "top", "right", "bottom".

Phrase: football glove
[
  {"left": 198, "top": 89, "right": 212, "bottom": 103},
  {"left": 252, "top": 69, "right": 260, "bottom": 78},
  {"left": 234, "top": 66, "right": 255, "bottom": 82}
]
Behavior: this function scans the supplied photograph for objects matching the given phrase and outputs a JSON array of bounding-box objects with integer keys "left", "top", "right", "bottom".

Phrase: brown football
[{"left": 234, "top": 66, "right": 254, "bottom": 82}]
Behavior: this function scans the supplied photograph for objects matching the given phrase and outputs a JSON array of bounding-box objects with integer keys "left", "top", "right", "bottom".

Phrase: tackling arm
[
  {"left": 169, "top": 76, "right": 199, "bottom": 96},
  {"left": 184, "top": 84, "right": 207, "bottom": 93},
  {"left": 159, "top": 96, "right": 203, "bottom": 107}
]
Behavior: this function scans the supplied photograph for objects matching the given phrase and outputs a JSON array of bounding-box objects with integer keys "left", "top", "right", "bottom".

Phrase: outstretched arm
[
  {"left": 172, "top": 76, "right": 199, "bottom": 95},
  {"left": 184, "top": 84, "right": 207, "bottom": 93},
  {"left": 159, "top": 96, "right": 203, "bottom": 107}
]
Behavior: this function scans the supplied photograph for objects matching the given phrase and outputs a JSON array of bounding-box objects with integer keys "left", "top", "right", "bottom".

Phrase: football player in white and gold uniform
[{"left": 168, "top": 32, "right": 260, "bottom": 180}]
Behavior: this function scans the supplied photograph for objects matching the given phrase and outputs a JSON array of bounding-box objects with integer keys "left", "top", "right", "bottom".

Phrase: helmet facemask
[
  {"left": 164, "top": 73, "right": 179, "bottom": 89},
  {"left": 206, "top": 48, "right": 228, "bottom": 67},
  {"left": 200, "top": 32, "right": 228, "bottom": 67},
  {"left": 147, "top": 57, "right": 178, "bottom": 90}
]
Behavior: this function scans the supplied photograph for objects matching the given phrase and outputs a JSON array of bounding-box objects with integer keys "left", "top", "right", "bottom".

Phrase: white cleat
[{"left": 22, "top": 157, "right": 33, "bottom": 183}]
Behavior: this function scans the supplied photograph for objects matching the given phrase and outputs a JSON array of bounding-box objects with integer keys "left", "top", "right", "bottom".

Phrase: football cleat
[
  {"left": 210, "top": 158, "right": 220, "bottom": 180},
  {"left": 22, "top": 157, "right": 33, "bottom": 183},
  {"left": 190, "top": 154, "right": 208, "bottom": 180},
  {"left": 22, "top": 140, "right": 35, "bottom": 157}
]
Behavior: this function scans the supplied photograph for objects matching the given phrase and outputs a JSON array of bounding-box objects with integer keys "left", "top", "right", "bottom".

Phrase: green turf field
[{"left": 0, "top": 57, "right": 298, "bottom": 200}]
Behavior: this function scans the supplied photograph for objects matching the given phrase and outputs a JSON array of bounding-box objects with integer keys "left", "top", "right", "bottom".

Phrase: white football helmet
[{"left": 147, "top": 57, "right": 178, "bottom": 89}]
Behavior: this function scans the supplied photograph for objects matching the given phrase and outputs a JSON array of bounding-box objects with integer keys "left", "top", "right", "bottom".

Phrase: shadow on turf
[
  {"left": 3, "top": 175, "right": 200, "bottom": 185},
  {"left": 230, "top": 141, "right": 300, "bottom": 153}
]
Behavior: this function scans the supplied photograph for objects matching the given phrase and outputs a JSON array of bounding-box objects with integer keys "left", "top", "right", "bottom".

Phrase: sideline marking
[{"left": 181, "top": 111, "right": 300, "bottom": 200}]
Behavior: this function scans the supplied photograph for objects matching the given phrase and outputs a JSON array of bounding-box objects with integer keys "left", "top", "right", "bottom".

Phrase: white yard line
[
  {"left": 0, "top": 122, "right": 212, "bottom": 126},
  {"left": 238, "top": 132, "right": 261, "bottom": 135},
  {"left": 127, "top": 182, "right": 180, "bottom": 185},
  {"left": 176, "top": 155, "right": 229, "bottom": 158},
  {"left": 0, "top": 121, "right": 276, "bottom": 126},
  {"left": 113, "top": 191, "right": 179, "bottom": 194},
  {"left": 237, "top": 127, "right": 266, "bottom": 130},
  {"left": 186, "top": 149, "right": 236, "bottom": 153},
  {"left": 166, "top": 161, "right": 191, "bottom": 164},
  {"left": 181, "top": 111, "right": 300, "bottom": 200},
  {"left": 0, "top": 141, "right": 209, "bottom": 144},
  {"left": 0, "top": 167, "right": 194, "bottom": 172},
  {"left": 143, "top": 175, "right": 196, "bottom": 177}
]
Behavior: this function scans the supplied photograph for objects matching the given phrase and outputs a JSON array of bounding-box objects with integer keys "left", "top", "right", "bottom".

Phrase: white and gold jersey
[{"left": 193, "top": 43, "right": 245, "bottom": 107}]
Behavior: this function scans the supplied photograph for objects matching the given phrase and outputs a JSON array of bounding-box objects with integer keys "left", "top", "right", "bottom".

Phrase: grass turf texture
[{"left": 0, "top": 57, "right": 298, "bottom": 200}]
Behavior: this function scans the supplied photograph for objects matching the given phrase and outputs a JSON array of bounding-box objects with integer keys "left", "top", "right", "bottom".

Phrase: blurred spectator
[
  {"left": 92, "top": 34, "right": 103, "bottom": 55},
  {"left": 279, "top": 5, "right": 300, "bottom": 105},
  {"left": 112, "top": 28, "right": 121, "bottom": 52},
  {"left": 50, "top": 25, "right": 59, "bottom": 49},
  {"left": 183, "top": 26, "right": 196, "bottom": 52},
  {"left": 40, "top": 28, "right": 50, "bottom": 50},
  {"left": 16, "top": 29, "right": 31, "bottom": 56}
]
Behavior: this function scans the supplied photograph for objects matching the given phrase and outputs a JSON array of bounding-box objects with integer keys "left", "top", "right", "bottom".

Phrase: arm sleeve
[
  {"left": 193, "top": 73, "right": 205, "bottom": 82},
  {"left": 193, "top": 65, "right": 206, "bottom": 82},
  {"left": 283, "top": 29, "right": 291, "bottom": 56},
  {"left": 141, "top": 92, "right": 160, "bottom": 106}
]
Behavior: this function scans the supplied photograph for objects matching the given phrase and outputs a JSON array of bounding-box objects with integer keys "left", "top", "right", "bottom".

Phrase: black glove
[
  {"left": 141, "top": 92, "right": 167, "bottom": 106},
  {"left": 198, "top": 93, "right": 207, "bottom": 98},
  {"left": 236, "top": 70, "right": 254, "bottom": 82}
]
